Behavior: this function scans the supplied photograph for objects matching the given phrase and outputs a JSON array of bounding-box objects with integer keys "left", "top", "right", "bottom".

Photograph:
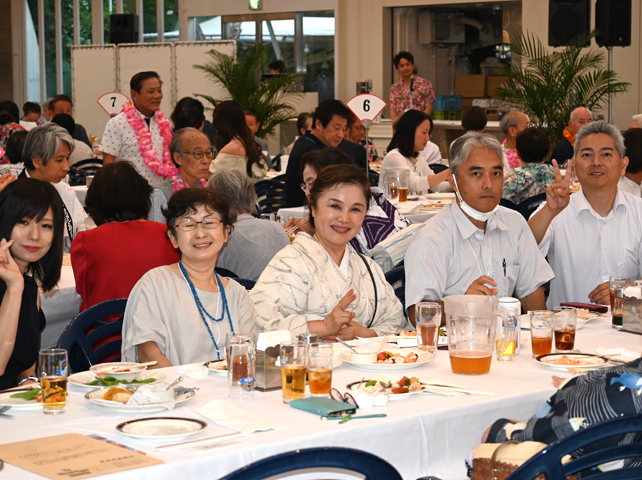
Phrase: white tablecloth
[
  {"left": 2, "top": 316, "right": 641, "bottom": 480},
  {"left": 40, "top": 265, "right": 82, "bottom": 348},
  {"left": 72, "top": 185, "right": 88, "bottom": 207}
]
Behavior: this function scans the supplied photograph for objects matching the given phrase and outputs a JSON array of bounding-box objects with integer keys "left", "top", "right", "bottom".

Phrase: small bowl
[
  {"left": 90, "top": 362, "right": 147, "bottom": 382},
  {"left": 351, "top": 349, "right": 377, "bottom": 364}
]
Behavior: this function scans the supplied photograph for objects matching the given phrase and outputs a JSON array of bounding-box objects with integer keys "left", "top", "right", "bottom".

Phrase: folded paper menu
[{"left": 0, "top": 433, "right": 163, "bottom": 479}]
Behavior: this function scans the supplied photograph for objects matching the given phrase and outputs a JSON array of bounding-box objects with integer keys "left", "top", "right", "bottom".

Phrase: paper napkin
[{"left": 198, "top": 400, "right": 288, "bottom": 434}]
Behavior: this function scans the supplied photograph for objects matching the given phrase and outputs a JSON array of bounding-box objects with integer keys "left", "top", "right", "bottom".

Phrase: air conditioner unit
[{"left": 418, "top": 11, "right": 465, "bottom": 45}]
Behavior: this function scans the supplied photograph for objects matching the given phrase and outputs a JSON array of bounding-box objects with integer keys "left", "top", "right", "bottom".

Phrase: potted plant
[
  {"left": 194, "top": 44, "right": 303, "bottom": 139},
  {"left": 494, "top": 30, "right": 629, "bottom": 145}
]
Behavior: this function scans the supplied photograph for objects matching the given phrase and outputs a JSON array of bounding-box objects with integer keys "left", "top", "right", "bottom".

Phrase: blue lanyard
[{"left": 178, "top": 261, "right": 234, "bottom": 359}]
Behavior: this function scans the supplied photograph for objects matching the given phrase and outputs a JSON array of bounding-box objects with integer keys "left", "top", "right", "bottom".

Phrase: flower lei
[
  {"left": 123, "top": 101, "right": 176, "bottom": 178},
  {"left": 562, "top": 126, "right": 575, "bottom": 147},
  {"left": 168, "top": 172, "right": 208, "bottom": 193}
]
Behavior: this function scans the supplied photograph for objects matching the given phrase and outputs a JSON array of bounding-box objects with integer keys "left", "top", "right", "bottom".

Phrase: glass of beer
[
  {"left": 385, "top": 170, "right": 409, "bottom": 203},
  {"left": 553, "top": 306, "right": 577, "bottom": 353},
  {"left": 38, "top": 349, "right": 68, "bottom": 415},
  {"left": 307, "top": 344, "right": 333, "bottom": 397},
  {"left": 610, "top": 275, "right": 630, "bottom": 329},
  {"left": 530, "top": 310, "right": 554, "bottom": 358},
  {"left": 280, "top": 340, "right": 307, "bottom": 403},
  {"left": 416, "top": 302, "right": 441, "bottom": 357}
]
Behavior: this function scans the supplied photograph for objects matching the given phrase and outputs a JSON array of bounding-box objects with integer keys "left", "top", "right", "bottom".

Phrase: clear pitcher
[{"left": 443, "top": 295, "right": 513, "bottom": 375}]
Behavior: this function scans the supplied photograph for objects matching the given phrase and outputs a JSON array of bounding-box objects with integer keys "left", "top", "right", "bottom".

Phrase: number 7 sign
[
  {"left": 346, "top": 94, "right": 387, "bottom": 127},
  {"left": 97, "top": 92, "right": 129, "bottom": 117}
]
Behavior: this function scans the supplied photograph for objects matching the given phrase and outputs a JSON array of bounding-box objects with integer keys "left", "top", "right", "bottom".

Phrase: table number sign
[
  {"left": 97, "top": 92, "right": 129, "bottom": 117},
  {"left": 346, "top": 93, "right": 387, "bottom": 129},
  {"left": 0, "top": 433, "right": 163, "bottom": 479}
]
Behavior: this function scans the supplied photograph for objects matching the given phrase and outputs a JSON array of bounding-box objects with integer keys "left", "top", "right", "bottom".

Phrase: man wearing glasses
[{"left": 499, "top": 110, "right": 532, "bottom": 169}]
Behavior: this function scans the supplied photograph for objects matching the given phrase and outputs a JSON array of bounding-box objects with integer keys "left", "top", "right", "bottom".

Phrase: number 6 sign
[
  {"left": 346, "top": 94, "right": 387, "bottom": 127},
  {"left": 97, "top": 92, "right": 129, "bottom": 117}
]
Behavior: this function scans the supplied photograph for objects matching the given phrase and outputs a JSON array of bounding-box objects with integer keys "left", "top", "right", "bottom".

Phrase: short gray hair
[
  {"left": 43, "top": 97, "right": 54, "bottom": 111},
  {"left": 206, "top": 168, "right": 257, "bottom": 215},
  {"left": 23, "top": 123, "right": 75, "bottom": 170},
  {"left": 449, "top": 132, "right": 504, "bottom": 176},
  {"left": 169, "top": 127, "right": 207, "bottom": 167},
  {"left": 631, "top": 114, "right": 642, "bottom": 128},
  {"left": 499, "top": 110, "right": 523, "bottom": 135},
  {"left": 573, "top": 121, "right": 625, "bottom": 161}
]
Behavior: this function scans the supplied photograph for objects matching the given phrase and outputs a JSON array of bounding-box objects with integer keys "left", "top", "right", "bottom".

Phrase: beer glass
[
  {"left": 279, "top": 340, "right": 306, "bottom": 403},
  {"left": 307, "top": 344, "right": 333, "bottom": 397},
  {"left": 416, "top": 302, "right": 441, "bottom": 357},
  {"left": 553, "top": 306, "right": 577, "bottom": 352},
  {"left": 610, "top": 275, "right": 630, "bottom": 329},
  {"left": 530, "top": 310, "right": 554, "bottom": 358},
  {"left": 385, "top": 170, "right": 410, "bottom": 203},
  {"left": 38, "top": 349, "right": 68, "bottom": 414}
]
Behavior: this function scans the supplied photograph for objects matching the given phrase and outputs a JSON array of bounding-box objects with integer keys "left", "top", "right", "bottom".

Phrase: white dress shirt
[
  {"left": 419, "top": 141, "right": 442, "bottom": 165},
  {"left": 379, "top": 148, "right": 435, "bottom": 194},
  {"left": 100, "top": 108, "right": 168, "bottom": 187},
  {"left": 618, "top": 176, "right": 641, "bottom": 197},
  {"left": 538, "top": 189, "right": 642, "bottom": 308},
  {"left": 69, "top": 139, "right": 94, "bottom": 166},
  {"left": 405, "top": 202, "right": 553, "bottom": 307}
]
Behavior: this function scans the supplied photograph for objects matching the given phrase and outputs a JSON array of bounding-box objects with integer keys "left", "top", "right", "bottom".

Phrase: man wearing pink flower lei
[{"left": 100, "top": 71, "right": 174, "bottom": 188}]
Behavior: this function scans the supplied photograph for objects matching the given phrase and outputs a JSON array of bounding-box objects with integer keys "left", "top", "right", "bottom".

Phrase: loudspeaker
[
  {"left": 109, "top": 14, "right": 139, "bottom": 45},
  {"left": 548, "top": 0, "right": 590, "bottom": 47},
  {"left": 595, "top": 0, "right": 632, "bottom": 47}
]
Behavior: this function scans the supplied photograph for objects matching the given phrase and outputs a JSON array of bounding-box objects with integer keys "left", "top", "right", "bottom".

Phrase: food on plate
[
  {"left": 376, "top": 351, "right": 419, "bottom": 364},
  {"left": 10, "top": 387, "right": 42, "bottom": 402},
  {"left": 399, "top": 329, "right": 417, "bottom": 337},
  {"left": 214, "top": 362, "right": 228, "bottom": 371},
  {"left": 557, "top": 355, "right": 582, "bottom": 365},
  {"left": 102, "top": 387, "right": 133, "bottom": 404},
  {"left": 85, "top": 376, "right": 155, "bottom": 386},
  {"left": 351, "top": 375, "right": 422, "bottom": 395},
  {"left": 576, "top": 308, "right": 590, "bottom": 316}
]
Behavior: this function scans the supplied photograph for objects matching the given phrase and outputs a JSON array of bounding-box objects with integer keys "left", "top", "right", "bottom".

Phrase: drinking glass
[
  {"left": 38, "top": 349, "right": 68, "bottom": 414},
  {"left": 416, "top": 302, "right": 441, "bottom": 357},
  {"left": 307, "top": 344, "right": 333, "bottom": 397},
  {"left": 227, "top": 340, "right": 255, "bottom": 399},
  {"left": 553, "top": 306, "right": 577, "bottom": 352},
  {"left": 279, "top": 340, "right": 307, "bottom": 403},
  {"left": 530, "top": 310, "right": 554, "bottom": 358},
  {"left": 260, "top": 213, "right": 275, "bottom": 221},
  {"left": 610, "top": 275, "right": 630, "bottom": 329}
]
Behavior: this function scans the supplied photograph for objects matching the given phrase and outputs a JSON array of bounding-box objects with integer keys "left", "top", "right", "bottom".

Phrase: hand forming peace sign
[{"left": 545, "top": 159, "right": 573, "bottom": 214}]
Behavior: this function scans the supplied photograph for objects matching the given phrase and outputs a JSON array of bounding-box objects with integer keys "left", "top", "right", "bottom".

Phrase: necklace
[
  {"left": 178, "top": 261, "right": 233, "bottom": 359},
  {"left": 168, "top": 172, "right": 208, "bottom": 193}
]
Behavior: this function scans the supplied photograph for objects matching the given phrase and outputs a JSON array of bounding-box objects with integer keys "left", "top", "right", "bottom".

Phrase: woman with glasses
[
  {"left": 122, "top": 188, "right": 256, "bottom": 367},
  {"left": 209, "top": 100, "right": 268, "bottom": 182},
  {"left": 71, "top": 162, "right": 180, "bottom": 312},
  {"left": 251, "top": 165, "right": 406, "bottom": 340}
]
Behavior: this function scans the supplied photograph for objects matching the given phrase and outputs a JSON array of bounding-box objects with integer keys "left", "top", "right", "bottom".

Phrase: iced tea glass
[
  {"left": 416, "top": 302, "right": 441, "bottom": 358},
  {"left": 307, "top": 344, "right": 333, "bottom": 397},
  {"left": 38, "top": 349, "right": 68, "bottom": 415},
  {"left": 530, "top": 310, "right": 553, "bottom": 358},
  {"left": 280, "top": 340, "right": 307, "bottom": 403},
  {"left": 610, "top": 275, "right": 630, "bottom": 329},
  {"left": 553, "top": 306, "right": 577, "bottom": 353}
]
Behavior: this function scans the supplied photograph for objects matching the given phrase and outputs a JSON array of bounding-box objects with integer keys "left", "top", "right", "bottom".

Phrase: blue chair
[
  {"left": 385, "top": 265, "right": 406, "bottom": 309},
  {"left": 56, "top": 298, "right": 127, "bottom": 373},
  {"left": 368, "top": 169, "right": 380, "bottom": 187},
  {"left": 507, "top": 414, "right": 642, "bottom": 480},
  {"left": 215, "top": 267, "right": 238, "bottom": 278},
  {"left": 218, "top": 446, "right": 402, "bottom": 480},
  {"left": 271, "top": 173, "right": 286, "bottom": 182},
  {"left": 234, "top": 278, "right": 256, "bottom": 290},
  {"left": 517, "top": 192, "right": 547, "bottom": 220},
  {"left": 254, "top": 180, "right": 287, "bottom": 215}
]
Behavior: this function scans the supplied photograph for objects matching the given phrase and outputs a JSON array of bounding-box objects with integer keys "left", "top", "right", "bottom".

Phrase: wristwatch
[{"left": 17, "top": 376, "right": 38, "bottom": 386}]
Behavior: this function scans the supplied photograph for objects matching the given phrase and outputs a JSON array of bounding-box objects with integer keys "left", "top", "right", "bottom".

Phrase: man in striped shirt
[{"left": 405, "top": 133, "right": 553, "bottom": 324}]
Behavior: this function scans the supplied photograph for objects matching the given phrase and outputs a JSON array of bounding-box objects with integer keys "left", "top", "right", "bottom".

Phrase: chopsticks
[
  {"left": 156, "top": 432, "right": 245, "bottom": 451},
  {"left": 418, "top": 383, "right": 496, "bottom": 396},
  {"left": 96, "top": 361, "right": 157, "bottom": 375},
  {"left": 376, "top": 336, "right": 388, "bottom": 354},
  {"left": 284, "top": 217, "right": 308, "bottom": 237}
]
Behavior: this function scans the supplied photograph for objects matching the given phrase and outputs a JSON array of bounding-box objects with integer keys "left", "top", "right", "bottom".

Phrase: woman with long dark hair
[
  {"left": 379, "top": 110, "right": 449, "bottom": 194},
  {"left": 209, "top": 100, "right": 267, "bottom": 182},
  {"left": 0, "top": 178, "right": 65, "bottom": 390}
]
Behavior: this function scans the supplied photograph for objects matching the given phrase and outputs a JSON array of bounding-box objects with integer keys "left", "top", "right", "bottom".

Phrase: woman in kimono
[{"left": 251, "top": 164, "right": 407, "bottom": 340}]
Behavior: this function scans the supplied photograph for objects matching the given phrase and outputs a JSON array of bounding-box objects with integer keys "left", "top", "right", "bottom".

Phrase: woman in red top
[{"left": 71, "top": 162, "right": 180, "bottom": 311}]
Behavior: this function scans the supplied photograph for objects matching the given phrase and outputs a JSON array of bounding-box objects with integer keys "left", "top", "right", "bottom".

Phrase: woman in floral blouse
[{"left": 389, "top": 51, "right": 436, "bottom": 120}]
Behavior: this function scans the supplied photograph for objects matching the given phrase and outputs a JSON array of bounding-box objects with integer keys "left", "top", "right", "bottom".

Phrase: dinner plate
[
  {"left": 338, "top": 349, "right": 434, "bottom": 371},
  {"left": 68, "top": 371, "right": 166, "bottom": 389},
  {"left": 346, "top": 379, "right": 424, "bottom": 401},
  {"left": 84, "top": 387, "right": 196, "bottom": 412},
  {"left": 116, "top": 417, "right": 207, "bottom": 440},
  {"left": 424, "top": 193, "right": 456, "bottom": 200},
  {"left": 0, "top": 389, "right": 43, "bottom": 410},
  {"left": 206, "top": 360, "right": 229, "bottom": 376},
  {"left": 535, "top": 353, "right": 610, "bottom": 371}
]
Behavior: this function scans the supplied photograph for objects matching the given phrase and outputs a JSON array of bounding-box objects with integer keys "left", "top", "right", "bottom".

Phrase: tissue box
[{"left": 255, "top": 347, "right": 282, "bottom": 392}]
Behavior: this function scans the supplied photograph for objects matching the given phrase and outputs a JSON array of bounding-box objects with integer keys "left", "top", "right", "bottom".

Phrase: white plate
[
  {"left": 84, "top": 387, "right": 196, "bottom": 412},
  {"left": 69, "top": 371, "right": 166, "bottom": 389},
  {"left": 116, "top": 417, "right": 207, "bottom": 440},
  {"left": 338, "top": 349, "right": 434, "bottom": 371},
  {"left": 206, "top": 360, "right": 229, "bottom": 376},
  {"left": 424, "top": 193, "right": 456, "bottom": 200},
  {"left": 0, "top": 388, "right": 43, "bottom": 410},
  {"left": 346, "top": 379, "right": 424, "bottom": 400},
  {"left": 536, "top": 353, "right": 610, "bottom": 372},
  {"left": 90, "top": 362, "right": 147, "bottom": 382}
]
